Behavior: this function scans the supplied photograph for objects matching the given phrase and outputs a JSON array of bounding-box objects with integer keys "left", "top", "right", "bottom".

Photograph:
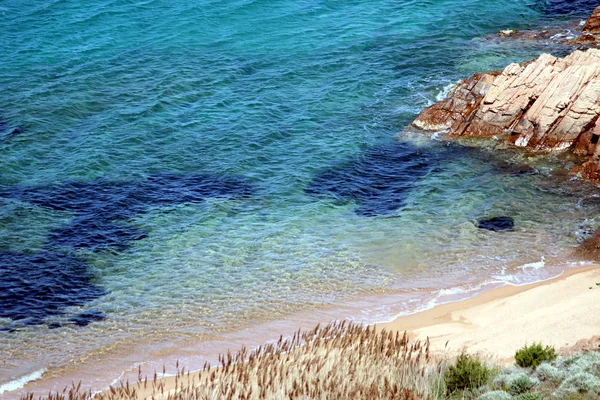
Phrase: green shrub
[
  {"left": 509, "top": 374, "right": 535, "bottom": 395},
  {"left": 445, "top": 352, "right": 491, "bottom": 393},
  {"left": 477, "top": 390, "right": 512, "bottom": 400},
  {"left": 557, "top": 372, "right": 600, "bottom": 396},
  {"left": 562, "top": 352, "right": 600, "bottom": 376},
  {"left": 534, "top": 362, "right": 565, "bottom": 383},
  {"left": 514, "top": 393, "right": 542, "bottom": 400},
  {"left": 514, "top": 343, "right": 557, "bottom": 369},
  {"left": 493, "top": 365, "right": 526, "bottom": 389}
]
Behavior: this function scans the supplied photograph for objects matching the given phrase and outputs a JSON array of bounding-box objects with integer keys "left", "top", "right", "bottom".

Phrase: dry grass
[{"left": 20, "top": 321, "right": 447, "bottom": 400}]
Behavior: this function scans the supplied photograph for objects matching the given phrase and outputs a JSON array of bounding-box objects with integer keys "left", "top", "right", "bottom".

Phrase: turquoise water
[{"left": 1, "top": 0, "right": 600, "bottom": 395}]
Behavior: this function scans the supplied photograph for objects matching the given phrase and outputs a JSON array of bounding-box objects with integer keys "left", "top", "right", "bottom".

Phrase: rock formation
[
  {"left": 412, "top": 48, "right": 600, "bottom": 183},
  {"left": 583, "top": 6, "right": 600, "bottom": 35}
]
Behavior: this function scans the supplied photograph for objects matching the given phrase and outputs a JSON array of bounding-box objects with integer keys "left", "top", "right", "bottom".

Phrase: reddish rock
[
  {"left": 583, "top": 6, "right": 600, "bottom": 35},
  {"left": 576, "top": 227, "right": 600, "bottom": 261},
  {"left": 560, "top": 335, "right": 600, "bottom": 356},
  {"left": 412, "top": 49, "right": 600, "bottom": 183},
  {"left": 573, "top": 33, "right": 598, "bottom": 43},
  {"left": 412, "top": 72, "right": 499, "bottom": 132}
]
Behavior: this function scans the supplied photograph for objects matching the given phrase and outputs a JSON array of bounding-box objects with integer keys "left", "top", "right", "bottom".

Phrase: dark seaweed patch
[
  {"left": 48, "top": 216, "right": 148, "bottom": 251},
  {"left": 0, "top": 251, "right": 105, "bottom": 328},
  {"left": 8, "top": 173, "right": 255, "bottom": 251},
  {"left": 69, "top": 310, "right": 106, "bottom": 327},
  {"left": 0, "top": 173, "right": 255, "bottom": 328},
  {"left": 306, "top": 143, "right": 439, "bottom": 216}
]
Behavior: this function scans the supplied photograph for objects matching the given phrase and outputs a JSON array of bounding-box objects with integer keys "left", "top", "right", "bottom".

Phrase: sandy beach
[
  {"left": 379, "top": 264, "right": 600, "bottom": 362},
  {"left": 95, "top": 264, "right": 600, "bottom": 399}
]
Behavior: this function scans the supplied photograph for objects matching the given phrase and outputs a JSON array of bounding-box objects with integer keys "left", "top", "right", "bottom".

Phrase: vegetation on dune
[
  {"left": 20, "top": 321, "right": 445, "bottom": 400},
  {"left": 17, "top": 325, "right": 600, "bottom": 400},
  {"left": 444, "top": 352, "right": 491, "bottom": 393},
  {"left": 514, "top": 343, "right": 557, "bottom": 369}
]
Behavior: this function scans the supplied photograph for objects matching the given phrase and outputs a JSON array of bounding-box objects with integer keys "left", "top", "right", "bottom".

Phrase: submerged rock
[
  {"left": 477, "top": 216, "right": 515, "bottom": 232},
  {"left": 412, "top": 48, "right": 600, "bottom": 184},
  {"left": 490, "top": 5, "right": 600, "bottom": 48},
  {"left": 533, "top": 0, "right": 599, "bottom": 17}
]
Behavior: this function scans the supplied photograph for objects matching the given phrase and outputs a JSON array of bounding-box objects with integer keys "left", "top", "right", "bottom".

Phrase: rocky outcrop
[
  {"left": 583, "top": 6, "right": 600, "bottom": 35},
  {"left": 412, "top": 48, "right": 600, "bottom": 183}
]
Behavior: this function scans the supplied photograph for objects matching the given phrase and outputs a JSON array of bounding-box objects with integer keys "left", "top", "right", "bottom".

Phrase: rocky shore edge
[{"left": 410, "top": 6, "right": 600, "bottom": 260}]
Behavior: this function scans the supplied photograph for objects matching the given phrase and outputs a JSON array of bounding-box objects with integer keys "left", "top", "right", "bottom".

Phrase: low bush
[
  {"left": 534, "top": 362, "right": 565, "bottom": 383},
  {"left": 477, "top": 390, "right": 512, "bottom": 400},
  {"left": 513, "top": 393, "right": 542, "bottom": 400},
  {"left": 509, "top": 374, "right": 535, "bottom": 395},
  {"left": 556, "top": 372, "right": 600, "bottom": 397},
  {"left": 445, "top": 352, "right": 491, "bottom": 393},
  {"left": 514, "top": 343, "right": 557, "bottom": 369}
]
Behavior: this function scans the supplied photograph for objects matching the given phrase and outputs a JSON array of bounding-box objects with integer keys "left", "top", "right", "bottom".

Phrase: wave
[{"left": 0, "top": 369, "right": 46, "bottom": 395}]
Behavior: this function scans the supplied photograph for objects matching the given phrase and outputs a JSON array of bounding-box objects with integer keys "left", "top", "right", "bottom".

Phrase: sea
[{"left": 1, "top": 0, "right": 600, "bottom": 396}]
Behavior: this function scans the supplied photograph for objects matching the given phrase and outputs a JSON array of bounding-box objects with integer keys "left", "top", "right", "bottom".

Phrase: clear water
[{"left": 1, "top": 0, "right": 599, "bottom": 395}]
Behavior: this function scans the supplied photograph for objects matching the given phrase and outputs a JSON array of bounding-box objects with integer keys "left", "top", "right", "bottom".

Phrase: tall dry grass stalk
[{"left": 21, "top": 321, "right": 446, "bottom": 400}]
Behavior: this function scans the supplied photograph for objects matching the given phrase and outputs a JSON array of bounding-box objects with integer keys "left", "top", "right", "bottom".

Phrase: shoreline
[
  {"left": 6, "top": 262, "right": 600, "bottom": 399},
  {"left": 378, "top": 263, "right": 600, "bottom": 362},
  {"left": 140, "top": 263, "right": 600, "bottom": 399},
  {"left": 104, "top": 263, "right": 600, "bottom": 399}
]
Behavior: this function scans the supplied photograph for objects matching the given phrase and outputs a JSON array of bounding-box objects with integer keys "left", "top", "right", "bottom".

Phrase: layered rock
[
  {"left": 583, "top": 6, "right": 600, "bottom": 35},
  {"left": 412, "top": 48, "right": 600, "bottom": 183}
]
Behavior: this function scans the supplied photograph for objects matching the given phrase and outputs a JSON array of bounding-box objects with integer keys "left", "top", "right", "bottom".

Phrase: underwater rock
[
  {"left": 412, "top": 48, "right": 600, "bottom": 184},
  {"left": 495, "top": 3, "right": 600, "bottom": 49},
  {"left": 307, "top": 142, "right": 444, "bottom": 216},
  {"left": 7, "top": 126, "right": 25, "bottom": 138},
  {"left": 477, "top": 216, "right": 515, "bottom": 232},
  {"left": 0, "top": 251, "right": 105, "bottom": 327},
  {"left": 534, "top": 0, "right": 600, "bottom": 16},
  {"left": 0, "top": 122, "right": 25, "bottom": 143}
]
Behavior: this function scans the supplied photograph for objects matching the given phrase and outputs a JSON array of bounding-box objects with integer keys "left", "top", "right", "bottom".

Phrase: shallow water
[{"left": 1, "top": 0, "right": 599, "bottom": 395}]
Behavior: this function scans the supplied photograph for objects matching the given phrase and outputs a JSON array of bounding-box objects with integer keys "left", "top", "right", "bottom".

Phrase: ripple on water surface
[{"left": 1, "top": 0, "right": 600, "bottom": 395}]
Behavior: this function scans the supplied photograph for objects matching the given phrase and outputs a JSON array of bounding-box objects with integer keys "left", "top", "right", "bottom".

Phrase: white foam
[
  {"left": 519, "top": 256, "right": 546, "bottom": 270},
  {"left": 437, "top": 286, "right": 473, "bottom": 296},
  {"left": 0, "top": 369, "right": 46, "bottom": 395},
  {"left": 430, "top": 129, "right": 449, "bottom": 140},
  {"left": 435, "top": 82, "right": 457, "bottom": 102}
]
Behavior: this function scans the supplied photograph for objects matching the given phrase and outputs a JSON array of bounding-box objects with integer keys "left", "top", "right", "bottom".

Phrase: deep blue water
[{"left": 1, "top": 0, "right": 600, "bottom": 393}]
